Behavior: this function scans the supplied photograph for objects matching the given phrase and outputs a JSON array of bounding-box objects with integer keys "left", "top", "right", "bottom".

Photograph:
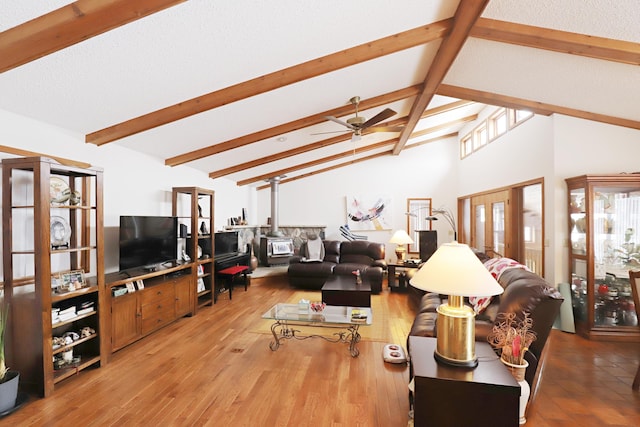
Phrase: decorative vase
[
  {"left": 501, "top": 358, "right": 530, "bottom": 425},
  {"left": 250, "top": 248, "right": 259, "bottom": 271},
  {"left": 0, "top": 370, "right": 19, "bottom": 413}
]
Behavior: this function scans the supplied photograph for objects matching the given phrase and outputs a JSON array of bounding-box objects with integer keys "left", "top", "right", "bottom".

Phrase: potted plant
[
  {"left": 487, "top": 312, "right": 536, "bottom": 425},
  {"left": 0, "top": 302, "right": 19, "bottom": 413}
]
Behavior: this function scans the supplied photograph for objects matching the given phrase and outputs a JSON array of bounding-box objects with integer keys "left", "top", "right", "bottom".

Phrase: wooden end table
[
  {"left": 409, "top": 336, "right": 520, "bottom": 426},
  {"left": 387, "top": 262, "right": 421, "bottom": 292}
]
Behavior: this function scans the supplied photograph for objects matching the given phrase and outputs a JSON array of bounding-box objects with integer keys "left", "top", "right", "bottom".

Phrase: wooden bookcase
[
  {"left": 172, "top": 187, "right": 215, "bottom": 310},
  {"left": 1, "top": 156, "right": 106, "bottom": 397}
]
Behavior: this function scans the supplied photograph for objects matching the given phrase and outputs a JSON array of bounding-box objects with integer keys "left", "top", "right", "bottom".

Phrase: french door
[
  {"left": 470, "top": 190, "right": 510, "bottom": 258},
  {"left": 460, "top": 180, "right": 544, "bottom": 276}
]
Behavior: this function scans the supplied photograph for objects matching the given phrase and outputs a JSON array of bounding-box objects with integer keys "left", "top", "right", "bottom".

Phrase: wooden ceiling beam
[
  {"left": 471, "top": 18, "right": 640, "bottom": 66},
  {"left": 254, "top": 133, "right": 457, "bottom": 190},
  {"left": 0, "top": 0, "right": 187, "bottom": 74},
  {"left": 438, "top": 84, "right": 640, "bottom": 130},
  {"left": 240, "top": 115, "right": 470, "bottom": 186},
  {"left": 209, "top": 100, "right": 472, "bottom": 180},
  {"left": 86, "top": 19, "right": 453, "bottom": 146},
  {"left": 207, "top": 116, "right": 406, "bottom": 180},
  {"left": 170, "top": 85, "right": 422, "bottom": 167},
  {"left": 238, "top": 139, "right": 397, "bottom": 186},
  {"left": 393, "top": 0, "right": 489, "bottom": 155}
]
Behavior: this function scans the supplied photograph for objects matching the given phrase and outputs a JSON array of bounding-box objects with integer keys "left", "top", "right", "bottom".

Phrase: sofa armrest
[
  {"left": 289, "top": 255, "right": 304, "bottom": 264},
  {"left": 372, "top": 259, "right": 387, "bottom": 269}
]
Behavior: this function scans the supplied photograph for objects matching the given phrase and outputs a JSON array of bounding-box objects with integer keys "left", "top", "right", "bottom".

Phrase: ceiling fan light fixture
[{"left": 347, "top": 116, "right": 366, "bottom": 126}]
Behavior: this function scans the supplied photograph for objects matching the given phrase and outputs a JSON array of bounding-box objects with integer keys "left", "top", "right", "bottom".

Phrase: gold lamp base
[
  {"left": 395, "top": 245, "right": 407, "bottom": 263},
  {"left": 434, "top": 295, "right": 477, "bottom": 368}
]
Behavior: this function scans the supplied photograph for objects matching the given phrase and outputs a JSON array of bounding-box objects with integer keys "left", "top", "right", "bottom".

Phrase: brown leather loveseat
[{"left": 287, "top": 240, "right": 386, "bottom": 293}]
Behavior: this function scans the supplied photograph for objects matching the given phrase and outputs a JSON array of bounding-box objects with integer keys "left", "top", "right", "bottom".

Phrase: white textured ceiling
[{"left": 1, "top": 0, "right": 638, "bottom": 185}]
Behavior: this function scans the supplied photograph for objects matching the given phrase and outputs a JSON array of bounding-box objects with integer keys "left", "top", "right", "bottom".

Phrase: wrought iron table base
[{"left": 268, "top": 320, "right": 362, "bottom": 357}]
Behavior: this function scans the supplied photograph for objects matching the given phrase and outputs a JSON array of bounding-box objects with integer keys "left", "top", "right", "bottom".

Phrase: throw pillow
[
  {"left": 469, "top": 296, "right": 493, "bottom": 315},
  {"left": 469, "top": 257, "right": 531, "bottom": 314}
]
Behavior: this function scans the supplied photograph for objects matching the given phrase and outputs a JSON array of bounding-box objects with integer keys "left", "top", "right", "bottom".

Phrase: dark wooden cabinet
[
  {"left": 107, "top": 267, "right": 193, "bottom": 352},
  {"left": 409, "top": 336, "right": 519, "bottom": 427},
  {"left": 111, "top": 293, "right": 138, "bottom": 351},
  {"left": 2, "top": 156, "right": 105, "bottom": 397}
]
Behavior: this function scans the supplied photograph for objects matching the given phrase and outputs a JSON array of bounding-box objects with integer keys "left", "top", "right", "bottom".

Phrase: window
[
  {"left": 460, "top": 107, "right": 535, "bottom": 159},
  {"left": 461, "top": 134, "right": 472, "bottom": 158},
  {"left": 511, "top": 109, "right": 533, "bottom": 126},
  {"left": 489, "top": 108, "right": 508, "bottom": 140},
  {"left": 473, "top": 122, "right": 488, "bottom": 150}
]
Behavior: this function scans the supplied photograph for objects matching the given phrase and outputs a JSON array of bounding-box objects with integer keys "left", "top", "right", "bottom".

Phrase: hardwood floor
[{"left": 3, "top": 276, "right": 640, "bottom": 426}]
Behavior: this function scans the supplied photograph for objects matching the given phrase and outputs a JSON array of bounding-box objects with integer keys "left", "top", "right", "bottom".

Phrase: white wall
[
  {"left": 457, "top": 114, "right": 557, "bottom": 280},
  {"left": 551, "top": 115, "right": 640, "bottom": 286},
  {"left": 258, "top": 136, "right": 461, "bottom": 263},
  {"left": 455, "top": 111, "right": 640, "bottom": 286},
  {"left": 0, "top": 109, "right": 253, "bottom": 274}
]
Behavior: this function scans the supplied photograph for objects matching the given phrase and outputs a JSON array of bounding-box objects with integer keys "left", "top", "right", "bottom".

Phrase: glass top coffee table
[{"left": 261, "top": 303, "right": 372, "bottom": 357}]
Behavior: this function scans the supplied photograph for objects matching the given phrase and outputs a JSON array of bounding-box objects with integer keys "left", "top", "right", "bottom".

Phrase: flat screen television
[
  {"left": 119, "top": 216, "right": 178, "bottom": 271},
  {"left": 214, "top": 231, "right": 239, "bottom": 255}
]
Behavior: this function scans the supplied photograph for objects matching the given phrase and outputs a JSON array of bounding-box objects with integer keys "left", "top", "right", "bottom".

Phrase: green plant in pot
[{"left": 0, "top": 302, "right": 20, "bottom": 413}]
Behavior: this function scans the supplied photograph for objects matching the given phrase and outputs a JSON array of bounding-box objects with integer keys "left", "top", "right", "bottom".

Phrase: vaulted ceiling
[{"left": 1, "top": 0, "right": 639, "bottom": 190}]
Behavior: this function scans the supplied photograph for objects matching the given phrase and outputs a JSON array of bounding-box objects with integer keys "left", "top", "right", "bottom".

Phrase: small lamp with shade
[{"left": 389, "top": 229, "right": 414, "bottom": 263}]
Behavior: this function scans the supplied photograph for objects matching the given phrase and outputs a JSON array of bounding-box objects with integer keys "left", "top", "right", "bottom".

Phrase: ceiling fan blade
[
  {"left": 311, "top": 130, "right": 351, "bottom": 136},
  {"left": 325, "top": 115, "right": 356, "bottom": 130},
  {"left": 367, "top": 126, "right": 404, "bottom": 133},
  {"left": 361, "top": 108, "right": 396, "bottom": 129}
]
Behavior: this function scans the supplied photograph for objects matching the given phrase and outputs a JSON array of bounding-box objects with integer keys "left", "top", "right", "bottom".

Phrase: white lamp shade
[
  {"left": 389, "top": 229, "right": 414, "bottom": 245},
  {"left": 409, "top": 242, "right": 503, "bottom": 297}
]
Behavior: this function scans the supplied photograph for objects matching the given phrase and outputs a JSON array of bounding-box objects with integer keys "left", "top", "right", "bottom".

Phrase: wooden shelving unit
[
  {"left": 2, "top": 156, "right": 106, "bottom": 397},
  {"left": 172, "top": 186, "right": 215, "bottom": 311}
]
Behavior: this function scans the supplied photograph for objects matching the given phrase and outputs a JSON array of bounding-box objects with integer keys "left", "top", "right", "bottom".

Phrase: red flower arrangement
[{"left": 487, "top": 312, "right": 536, "bottom": 366}]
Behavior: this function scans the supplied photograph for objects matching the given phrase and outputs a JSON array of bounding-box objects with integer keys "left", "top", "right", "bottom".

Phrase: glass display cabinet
[{"left": 566, "top": 174, "right": 640, "bottom": 341}]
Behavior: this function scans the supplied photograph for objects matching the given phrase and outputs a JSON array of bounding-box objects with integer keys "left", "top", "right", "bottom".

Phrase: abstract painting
[{"left": 346, "top": 194, "right": 392, "bottom": 230}]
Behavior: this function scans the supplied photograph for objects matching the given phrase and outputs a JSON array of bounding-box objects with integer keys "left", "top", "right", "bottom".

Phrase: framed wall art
[{"left": 346, "top": 194, "right": 392, "bottom": 231}]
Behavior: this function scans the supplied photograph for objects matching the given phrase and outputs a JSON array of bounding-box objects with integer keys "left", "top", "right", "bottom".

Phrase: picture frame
[
  {"left": 58, "top": 269, "right": 85, "bottom": 292},
  {"left": 406, "top": 198, "right": 432, "bottom": 254}
]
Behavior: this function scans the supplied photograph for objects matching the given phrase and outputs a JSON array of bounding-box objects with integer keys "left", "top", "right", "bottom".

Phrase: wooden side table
[
  {"left": 409, "top": 336, "right": 520, "bottom": 427},
  {"left": 387, "top": 262, "right": 421, "bottom": 292}
]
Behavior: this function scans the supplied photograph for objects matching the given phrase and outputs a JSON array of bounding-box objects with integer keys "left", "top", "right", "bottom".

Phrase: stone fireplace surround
[{"left": 224, "top": 225, "right": 326, "bottom": 263}]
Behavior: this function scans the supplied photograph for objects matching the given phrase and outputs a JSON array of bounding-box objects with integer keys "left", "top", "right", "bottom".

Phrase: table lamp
[
  {"left": 389, "top": 229, "right": 414, "bottom": 262},
  {"left": 410, "top": 242, "right": 503, "bottom": 367}
]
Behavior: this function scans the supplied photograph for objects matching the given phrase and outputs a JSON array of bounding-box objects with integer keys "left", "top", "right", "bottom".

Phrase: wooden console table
[{"left": 409, "top": 336, "right": 520, "bottom": 427}]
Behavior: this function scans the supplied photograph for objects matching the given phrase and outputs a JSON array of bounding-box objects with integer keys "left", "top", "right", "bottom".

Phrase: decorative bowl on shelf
[{"left": 310, "top": 302, "right": 326, "bottom": 313}]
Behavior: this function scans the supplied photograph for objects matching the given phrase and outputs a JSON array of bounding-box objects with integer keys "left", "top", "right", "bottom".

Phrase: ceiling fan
[{"left": 321, "top": 96, "right": 403, "bottom": 141}]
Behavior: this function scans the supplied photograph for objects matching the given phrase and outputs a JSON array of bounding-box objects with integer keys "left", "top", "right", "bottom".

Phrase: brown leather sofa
[
  {"left": 287, "top": 240, "right": 386, "bottom": 293},
  {"left": 407, "top": 254, "right": 563, "bottom": 412}
]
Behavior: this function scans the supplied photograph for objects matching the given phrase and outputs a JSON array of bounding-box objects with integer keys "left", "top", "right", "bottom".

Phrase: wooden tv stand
[{"left": 105, "top": 263, "right": 195, "bottom": 353}]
